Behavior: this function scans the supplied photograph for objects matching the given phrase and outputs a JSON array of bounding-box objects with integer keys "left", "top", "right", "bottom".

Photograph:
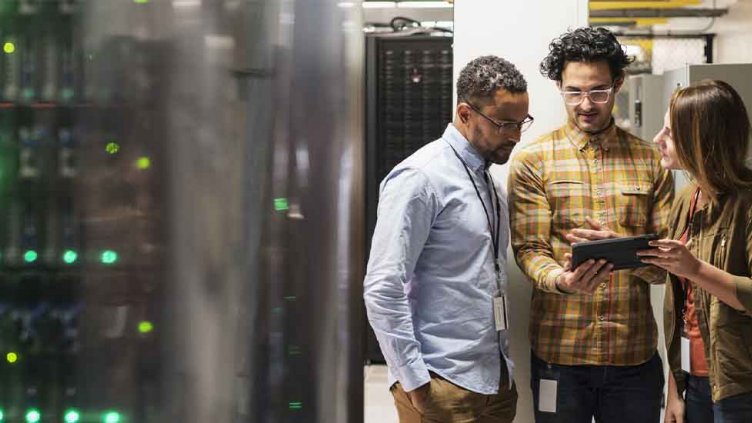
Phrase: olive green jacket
[{"left": 665, "top": 186, "right": 752, "bottom": 402}]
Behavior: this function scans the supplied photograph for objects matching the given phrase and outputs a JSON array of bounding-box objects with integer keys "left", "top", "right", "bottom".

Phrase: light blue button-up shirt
[{"left": 364, "top": 124, "right": 512, "bottom": 395}]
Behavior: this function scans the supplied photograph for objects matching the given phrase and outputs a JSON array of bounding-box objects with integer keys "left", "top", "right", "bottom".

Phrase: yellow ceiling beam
[
  {"left": 590, "top": 0, "right": 701, "bottom": 10},
  {"left": 590, "top": 17, "right": 670, "bottom": 25}
]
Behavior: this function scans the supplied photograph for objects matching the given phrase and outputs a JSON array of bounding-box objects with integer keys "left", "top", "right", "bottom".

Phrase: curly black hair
[
  {"left": 540, "top": 27, "right": 632, "bottom": 82},
  {"left": 457, "top": 55, "right": 527, "bottom": 105}
]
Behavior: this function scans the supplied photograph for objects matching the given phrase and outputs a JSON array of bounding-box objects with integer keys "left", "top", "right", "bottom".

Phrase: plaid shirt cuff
[{"left": 543, "top": 267, "right": 566, "bottom": 294}]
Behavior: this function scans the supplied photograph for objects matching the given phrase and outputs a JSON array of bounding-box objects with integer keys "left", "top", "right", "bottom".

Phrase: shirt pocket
[
  {"left": 617, "top": 182, "right": 652, "bottom": 228},
  {"left": 547, "top": 179, "right": 588, "bottom": 229}
]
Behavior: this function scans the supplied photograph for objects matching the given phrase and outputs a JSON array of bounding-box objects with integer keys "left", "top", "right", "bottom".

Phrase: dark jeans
[
  {"left": 530, "top": 352, "right": 664, "bottom": 423},
  {"left": 685, "top": 374, "right": 752, "bottom": 423},
  {"left": 686, "top": 375, "right": 713, "bottom": 423}
]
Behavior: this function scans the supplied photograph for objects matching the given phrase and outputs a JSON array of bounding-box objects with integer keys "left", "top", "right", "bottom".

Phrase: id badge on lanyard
[
  {"left": 493, "top": 295, "right": 509, "bottom": 331},
  {"left": 446, "top": 141, "right": 508, "bottom": 331},
  {"left": 493, "top": 264, "right": 509, "bottom": 331}
]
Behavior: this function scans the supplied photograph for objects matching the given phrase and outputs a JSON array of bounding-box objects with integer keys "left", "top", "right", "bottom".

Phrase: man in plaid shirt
[{"left": 508, "top": 27, "right": 673, "bottom": 423}]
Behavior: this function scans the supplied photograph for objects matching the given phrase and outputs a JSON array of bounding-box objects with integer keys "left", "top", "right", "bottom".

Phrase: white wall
[
  {"left": 715, "top": 0, "right": 752, "bottom": 63},
  {"left": 454, "top": 2, "right": 588, "bottom": 422}
]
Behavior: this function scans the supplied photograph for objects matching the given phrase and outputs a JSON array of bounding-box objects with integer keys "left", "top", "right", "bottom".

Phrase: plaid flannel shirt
[{"left": 508, "top": 119, "right": 673, "bottom": 365}]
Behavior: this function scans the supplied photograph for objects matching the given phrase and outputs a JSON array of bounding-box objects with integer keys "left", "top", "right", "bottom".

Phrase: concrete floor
[{"left": 364, "top": 365, "right": 399, "bottom": 423}]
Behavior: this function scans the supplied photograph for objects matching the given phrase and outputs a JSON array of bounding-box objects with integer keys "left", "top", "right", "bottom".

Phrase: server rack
[
  {"left": 0, "top": 0, "right": 366, "bottom": 421},
  {"left": 364, "top": 33, "right": 453, "bottom": 363},
  {"left": 0, "top": 1, "right": 165, "bottom": 421}
]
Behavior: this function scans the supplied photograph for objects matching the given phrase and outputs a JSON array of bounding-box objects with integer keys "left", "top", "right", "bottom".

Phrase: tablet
[{"left": 571, "top": 233, "right": 659, "bottom": 270}]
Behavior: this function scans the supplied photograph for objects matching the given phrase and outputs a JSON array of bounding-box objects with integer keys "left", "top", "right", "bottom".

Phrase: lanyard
[{"left": 445, "top": 141, "right": 502, "bottom": 274}]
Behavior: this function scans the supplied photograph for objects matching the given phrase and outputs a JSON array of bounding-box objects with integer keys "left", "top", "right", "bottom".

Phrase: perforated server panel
[{"left": 364, "top": 34, "right": 453, "bottom": 363}]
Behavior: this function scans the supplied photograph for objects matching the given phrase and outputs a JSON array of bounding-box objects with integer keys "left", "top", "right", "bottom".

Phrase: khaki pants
[{"left": 390, "top": 370, "right": 518, "bottom": 423}]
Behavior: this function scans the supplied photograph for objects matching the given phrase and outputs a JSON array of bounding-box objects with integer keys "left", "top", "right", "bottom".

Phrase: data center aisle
[{"left": 365, "top": 365, "right": 399, "bottom": 423}]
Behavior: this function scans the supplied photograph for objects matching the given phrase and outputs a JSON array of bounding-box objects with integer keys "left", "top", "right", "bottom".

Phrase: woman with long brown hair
[{"left": 639, "top": 79, "right": 752, "bottom": 423}]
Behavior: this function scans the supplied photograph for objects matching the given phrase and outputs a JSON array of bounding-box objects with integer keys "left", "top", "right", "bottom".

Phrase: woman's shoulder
[
  {"left": 671, "top": 185, "right": 696, "bottom": 214},
  {"left": 675, "top": 184, "right": 697, "bottom": 201}
]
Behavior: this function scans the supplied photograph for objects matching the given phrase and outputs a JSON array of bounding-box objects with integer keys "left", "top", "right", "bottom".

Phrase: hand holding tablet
[{"left": 571, "top": 234, "right": 660, "bottom": 270}]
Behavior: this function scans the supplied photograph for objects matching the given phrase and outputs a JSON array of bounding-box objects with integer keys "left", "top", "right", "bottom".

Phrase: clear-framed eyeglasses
[{"left": 560, "top": 86, "right": 614, "bottom": 106}]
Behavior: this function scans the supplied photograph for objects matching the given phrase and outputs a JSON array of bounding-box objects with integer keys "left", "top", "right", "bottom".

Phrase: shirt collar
[
  {"left": 563, "top": 117, "right": 618, "bottom": 152},
  {"left": 443, "top": 123, "right": 488, "bottom": 173}
]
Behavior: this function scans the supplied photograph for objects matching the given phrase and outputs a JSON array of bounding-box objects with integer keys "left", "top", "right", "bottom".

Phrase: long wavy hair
[{"left": 670, "top": 79, "right": 752, "bottom": 203}]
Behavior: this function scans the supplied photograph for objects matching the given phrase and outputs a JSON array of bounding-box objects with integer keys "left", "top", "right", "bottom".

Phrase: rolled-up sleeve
[
  {"left": 363, "top": 168, "right": 439, "bottom": 391},
  {"left": 508, "top": 149, "right": 565, "bottom": 294}
]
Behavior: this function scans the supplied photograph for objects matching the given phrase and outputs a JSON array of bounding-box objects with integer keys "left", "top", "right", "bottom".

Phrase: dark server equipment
[
  {"left": 0, "top": 1, "right": 163, "bottom": 422},
  {"left": 0, "top": 0, "right": 365, "bottom": 421},
  {"left": 364, "top": 34, "right": 453, "bottom": 363}
]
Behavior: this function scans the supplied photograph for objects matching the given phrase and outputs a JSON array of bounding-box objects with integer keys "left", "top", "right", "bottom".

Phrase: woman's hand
[{"left": 637, "top": 239, "right": 702, "bottom": 280}]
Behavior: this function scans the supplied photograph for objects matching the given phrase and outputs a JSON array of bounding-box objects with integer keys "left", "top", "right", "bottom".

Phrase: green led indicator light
[
  {"left": 288, "top": 345, "right": 301, "bottom": 356},
  {"left": 0, "top": 409, "right": 4, "bottom": 421},
  {"left": 3, "top": 42, "right": 14, "bottom": 54},
  {"left": 63, "top": 249, "right": 78, "bottom": 264},
  {"left": 23, "top": 250, "right": 38, "bottom": 263},
  {"left": 101, "top": 250, "right": 118, "bottom": 265},
  {"left": 64, "top": 409, "right": 81, "bottom": 423},
  {"left": 103, "top": 411, "right": 121, "bottom": 423},
  {"left": 289, "top": 401, "right": 303, "bottom": 410},
  {"left": 6, "top": 352, "right": 18, "bottom": 364},
  {"left": 25, "top": 409, "right": 40, "bottom": 423},
  {"left": 138, "top": 320, "right": 154, "bottom": 334},
  {"left": 274, "top": 198, "right": 289, "bottom": 211},
  {"left": 105, "top": 142, "right": 120, "bottom": 155},
  {"left": 133, "top": 0, "right": 150, "bottom": 3},
  {"left": 136, "top": 156, "right": 151, "bottom": 170}
]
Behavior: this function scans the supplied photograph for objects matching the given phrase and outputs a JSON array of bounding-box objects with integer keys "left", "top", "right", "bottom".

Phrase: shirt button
[
  {"left": 600, "top": 282, "right": 607, "bottom": 289},
  {"left": 599, "top": 315, "right": 606, "bottom": 321}
]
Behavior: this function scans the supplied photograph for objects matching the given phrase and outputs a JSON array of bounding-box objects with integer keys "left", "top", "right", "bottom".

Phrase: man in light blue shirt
[{"left": 364, "top": 56, "right": 533, "bottom": 423}]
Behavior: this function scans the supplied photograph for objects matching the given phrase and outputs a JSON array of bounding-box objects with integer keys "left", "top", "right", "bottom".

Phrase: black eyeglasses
[{"left": 465, "top": 102, "right": 534, "bottom": 133}]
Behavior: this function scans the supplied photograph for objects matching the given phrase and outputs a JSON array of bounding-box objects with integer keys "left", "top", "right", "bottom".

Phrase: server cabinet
[
  {"left": 661, "top": 64, "right": 752, "bottom": 126},
  {"left": 0, "top": 0, "right": 365, "bottom": 422},
  {"left": 0, "top": 2, "right": 149, "bottom": 422},
  {"left": 627, "top": 74, "right": 664, "bottom": 142},
  {"left": 364, "top": 34, "right": 453, "bottom": 363}
]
